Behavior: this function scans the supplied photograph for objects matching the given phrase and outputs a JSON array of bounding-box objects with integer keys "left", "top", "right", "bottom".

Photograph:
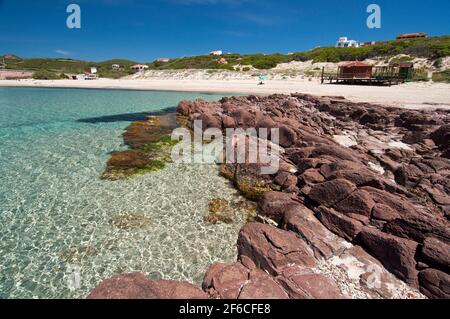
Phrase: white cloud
[{"left": 54, "top": 50, "right": 70, "bottom": 56}]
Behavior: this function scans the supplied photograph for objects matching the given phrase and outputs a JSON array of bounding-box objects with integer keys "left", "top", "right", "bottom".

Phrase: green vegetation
[
  {"left": 1, "top": 55, "right": 138, "bottom": 79},
  {"left": 2, "top": 35, "right": 449, "bottom": 76},
  {"left": 33, "top": 70, "right": 61, "bottom": 80},
  {"left": 144, "top": 35, "right": 450, "bottom": 70},
  {"left": 432, "top": 70, "right": 450, "bottom": 83}
]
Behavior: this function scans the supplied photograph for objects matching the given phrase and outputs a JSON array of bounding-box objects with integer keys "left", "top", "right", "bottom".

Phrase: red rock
[
  {"left": 276, "top": 267, "right": 345, "bottom": 299},
  {"left": 430, "top": 124, "right": 450, "bottom": 149},
  {"left": 238, "top": 269, "right": 290, "bottom": 299},
  {"left": 279, "top": 125, "right": 298, "bottom": 148},
  {"left": 360, "top": 228, "right": 419, "bottom": 287},
  {"left": 282, "top": 205, "right": 348, "bottom": 259},
  {"left": 308, "top": 179, "right": 357, "bottom": 207},
  {"left": 336, "top": 246, "right": 415, "bottom": 299},
  {"left": 301, "top": 169, "right": 325, "bottom": 184},
  {"left": 177, "top": 100, "right": 191, "bottom": 116},
  {"left": 259, "top": 191, "right": 298, "bottom": 223},
  {"left": 371, "top": 203, "right": 400, "bottom": 222},
  {"left": 222, "top": 115, "right": 236, "bottom": 128},
  {"left": 383, "top": 212, "right": 450, "bottom": 242},
  {"left": 237, "top": 223, "right": 316, "bottom": 276},
  {"left": 197, "top": 113, "right": 222, "bottom": 130},
  {"left": 202, "top": 262, "right": 228, "bottom": 291},
  {"left": 360, "top": 186, "right": 417, "bottom": 217},
  {"left": 334, "top": 189, "right": 375, "bottom": 217},
  {"left": 88, "top": 273, "right": 207, "bottom": 299},
  {"left": 231, "top": 109, "right": 256, "bottom": 128},
  {"left": 418, "top": 268, "right": 450, "bottom": 299},
  {"left": 421, "top": 237, "right": 450, "bottom": 272},
  {"left": 202, "top": 262, "right": 249, "bottom": 299},
  {"left": 316, "top": 206, "right": 364, "bottom": 241}
]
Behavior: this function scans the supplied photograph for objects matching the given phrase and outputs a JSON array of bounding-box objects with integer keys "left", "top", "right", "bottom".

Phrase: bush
[
  {"left": 432, "top": 70, "right": 450, "bottom": 83},
  {"left": 242, "top": 67, "right": 251, "bottom": 72},
  {"left": 33, "top": 70, "right": 60, "bottom": 80},
  {"left": 411, "top": 70, "right": 429, "bottom": 82}
]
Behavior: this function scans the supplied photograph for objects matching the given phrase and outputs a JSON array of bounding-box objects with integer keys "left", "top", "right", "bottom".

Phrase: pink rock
[
  {"left": 88, "top": 273, "right": 207, "bottom": 299},
  {"left": 419, "top": 268, "right": 450, "bottom": 299},
  {"left": 316, "top": 206, "right": 363, "bottom": 241},
  {"left": 238, "top": 223, "right": 316, "bottom": 276},
  {"left": 276, "top": 266, "right": 345, "bottom": 299},
  {"left": 308, "top": 179, "right": 357, "bottom": 207},
  {"left": 259, "top": 191, "right": 298, "bottom": 223},
  {"left": 360, "top": 228, "right": 419, "bottom": 287}
]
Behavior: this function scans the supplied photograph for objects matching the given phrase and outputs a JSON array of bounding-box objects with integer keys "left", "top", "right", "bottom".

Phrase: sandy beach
[{"left": 1, "top": 78, "right": 449, "bottom": 110}]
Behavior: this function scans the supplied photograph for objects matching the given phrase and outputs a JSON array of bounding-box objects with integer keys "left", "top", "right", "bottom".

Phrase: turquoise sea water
[{"left": 0, "top": 87, "right": 246, "bottom": 299}]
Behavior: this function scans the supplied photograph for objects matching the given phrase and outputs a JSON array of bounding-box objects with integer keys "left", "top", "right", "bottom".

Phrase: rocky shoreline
[{"left": 89, "top": 93, "right": 449, "bottom": 299}]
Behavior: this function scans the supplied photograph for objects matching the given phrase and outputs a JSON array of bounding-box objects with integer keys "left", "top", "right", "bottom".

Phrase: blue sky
[{"left": 0, "top": 0, "right": 449, "bottom": 62}]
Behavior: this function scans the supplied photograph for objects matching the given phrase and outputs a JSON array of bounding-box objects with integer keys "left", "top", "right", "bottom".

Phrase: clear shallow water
[{"left": 0, "top": 87, "right": 246, "bottom": 299}]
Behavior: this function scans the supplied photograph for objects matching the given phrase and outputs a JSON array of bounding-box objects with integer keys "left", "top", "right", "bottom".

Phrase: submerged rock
[
  {"left": 102, "top": 114, "right": 180, "bottom": 180},
  {"left": 205, "top": 198, "right": 234, "bottom": 224},
  {"left": 61, "top": 245, "right": 98, "bottom": 263},
  {"left": 110, "top": 213, "right": 151, "bottom": 230}
]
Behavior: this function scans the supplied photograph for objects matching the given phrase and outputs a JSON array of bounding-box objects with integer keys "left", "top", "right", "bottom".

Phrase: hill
[
  {"left": 2, "top": 35, "right": 449, "bottom": 80},
  {"left": 146, "top": 35, "right": 450, "bottom": 70}
]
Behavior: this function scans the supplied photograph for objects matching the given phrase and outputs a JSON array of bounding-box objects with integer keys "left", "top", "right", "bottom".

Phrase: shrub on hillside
[{"left": 33, "top": 70, "right": 60, "bottom": 80}]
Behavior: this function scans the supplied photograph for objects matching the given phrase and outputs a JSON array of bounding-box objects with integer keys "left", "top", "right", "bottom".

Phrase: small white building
[
  {"left": 111, "top": 64, "right": 121, "bottom": 70},
  {"left": 0, "top": 63, "right": 6, "bottom": 69},
  {"left": 157, "top": 58, "right": 170, "bottom": 63},
  {"left": 336, "top": 37, "right": 360, "bottom": 48},
  {"left": 209, "top": 50, "right": 223, "bottom": 56},
  {"left": 90, "top": 67, "right": 98, "bottom": 74}
]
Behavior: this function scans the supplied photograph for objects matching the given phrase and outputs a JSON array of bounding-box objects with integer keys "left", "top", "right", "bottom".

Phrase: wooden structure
[
  {"left": 338, "top": 62, "right": 373, "bottom": 79},
  {"left": 396, "top": 32, "right": 427, "bottom": 40},
  {"left": 322, "top": 61, "right": 414, "bottom": 86}
]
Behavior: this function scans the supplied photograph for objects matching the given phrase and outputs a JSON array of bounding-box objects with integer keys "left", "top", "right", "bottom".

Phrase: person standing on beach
[{"left": 258, "top": 74, "right": 266, "bottom": 85}]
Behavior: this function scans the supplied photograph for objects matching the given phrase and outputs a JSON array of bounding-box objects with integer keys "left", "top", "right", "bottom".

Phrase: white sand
[{"left": 1, "top": 78, "right": 449, "bottom": 110}]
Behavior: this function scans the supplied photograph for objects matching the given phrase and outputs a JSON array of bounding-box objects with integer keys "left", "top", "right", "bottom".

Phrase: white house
[
  {"left": 336, "top": 37, "right": 360, "bottom": 48},
  {"left": 157, "top": 58, "right": 170, "bottom": 63},
  {"left": 90, "top": 67, "right": 98, "bottom": 74},
  {"left": 209, "top": 50, "right": 223, "bottom": 56},
  {"left": 111, "top": 64, "right": 121, "bottom": 70}
]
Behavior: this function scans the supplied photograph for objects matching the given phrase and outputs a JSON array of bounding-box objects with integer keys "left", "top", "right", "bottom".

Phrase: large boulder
[
  {"left": 88, "top": 273, "right": 207, "bottom": 299},
  {"left": 202, "top": 262, "right": 249, "bottom": 299},
  {"left": 333, "top": 189, "right": 375, "bottom": 217},
  {"left": 259, "top": 191, "right": 298, "bottom": 223},
  {"left": 278, "top": 125, "right": 298, "bottom": 148},
  {"left": 237, "top": 223, "right": 316, "bottom": 276},
  {"left": 418, "top": 268, "right": 450, "bottom": 299},
  {"left": 360, "top": 228, "right": 419, "bottom": 287},
  {"left": 307, "top": 179, "right": 357, "bottom": 207},
  {"left": 316, "top": 206, "right": 364, "bottom": 241},
  {"left": 420, "top": 237, "right": 450, "bottom": 272},
  {"left": 383, "top": 212, "right": 450, "bottom": 242},
  {"left": 238, "top": 269, "right": 290, "bottom": 299},
  {"left": 276, "top": 266, "right": 345, "bottom": 299},
  {"left": 282, "top": 205, "right": 348, "bottom": 259}
]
